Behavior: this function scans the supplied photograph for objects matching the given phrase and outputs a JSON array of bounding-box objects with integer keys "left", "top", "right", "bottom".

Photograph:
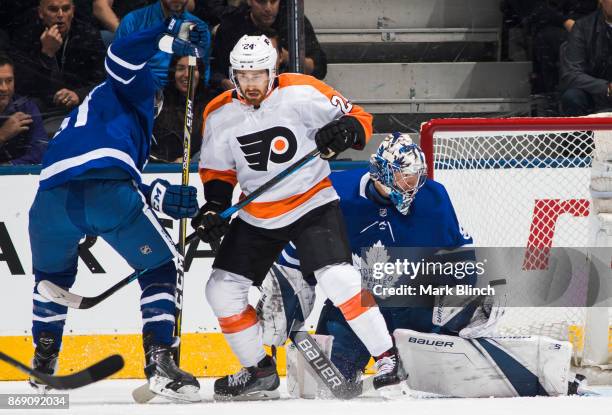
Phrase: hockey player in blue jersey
[
  {"left": 259, "top": 132, "right": 483, "bottom": 380},
  {"left": 28, "top": 19, "right": 205, "bottom": 402}
]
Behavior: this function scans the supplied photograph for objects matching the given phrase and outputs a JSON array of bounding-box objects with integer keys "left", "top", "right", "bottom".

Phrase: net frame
[{"left": 420, "top": 116, "right": 612, "bottom": 367}]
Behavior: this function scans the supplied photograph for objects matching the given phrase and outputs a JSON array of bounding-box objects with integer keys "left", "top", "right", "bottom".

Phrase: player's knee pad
[
  {"left": 205, "top": 268, "right": 252, "bottom": 318},
  {"left": 314, "top": 263, "right": 363, "bottom": 307}
]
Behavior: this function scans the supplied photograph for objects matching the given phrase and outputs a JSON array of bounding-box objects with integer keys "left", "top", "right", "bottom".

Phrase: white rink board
[
  {"left": 0, "top": 167, "right": 592, "bottom": 336},
  {"left": 0, "top": 172, "right": 326, "bottom": 337}
]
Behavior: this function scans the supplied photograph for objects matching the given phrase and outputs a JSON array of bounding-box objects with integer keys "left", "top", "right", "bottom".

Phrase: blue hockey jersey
[
  {"left": 280, "top": 168, "right": 472, "bottom": 267},
  {"left": 38, "top": 23, "right": 167, "bottom": 191}
]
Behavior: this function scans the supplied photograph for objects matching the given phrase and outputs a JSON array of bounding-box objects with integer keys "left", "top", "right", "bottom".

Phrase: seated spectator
[
  {"left": 211, "top": 0, "right": 326, "bottom": 92},
  {"left": 115, "top": 0, "right": 210, "bottom": 88},
  {"left": 559, "top": 0, "right": 612, "bottom": 116},
  {"left": 151, "top": 55, "right": 215, "bottom": 163},
  {"left": 0, "top": 55, "right": 48, "bottom": 165},
  {"left": 9, "top": 0, "right": 106, "bottom": 114}
]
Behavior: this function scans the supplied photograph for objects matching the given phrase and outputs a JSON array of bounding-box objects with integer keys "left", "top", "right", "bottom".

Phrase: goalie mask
[
  {"left": 369, "top": 132, "right": 427, "bottom": 215},
  {"left": 229, "top": 35, "right": 278, "bottom": 99}
]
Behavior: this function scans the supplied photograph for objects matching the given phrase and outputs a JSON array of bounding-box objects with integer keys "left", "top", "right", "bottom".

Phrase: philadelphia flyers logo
[{"left": 236, "top": 127, "right": 298, "bottom": 171}]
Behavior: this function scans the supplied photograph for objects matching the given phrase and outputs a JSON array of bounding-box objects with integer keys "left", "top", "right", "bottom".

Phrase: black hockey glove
[
  {"left": 191, "top": 201, "right": 230, "bottom": 243},
  {"left": 315, "top": 116, "right": 365, "bottom": 159}
]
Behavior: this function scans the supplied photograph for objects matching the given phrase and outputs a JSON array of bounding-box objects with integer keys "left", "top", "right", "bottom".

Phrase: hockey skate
[
  {"left": 372, "top": 346, "right": 407, "bottom": 391},
  {"left": 214, "top": 355, "right": 280, "bottom": 401},
  {"left": 29, "top": 332, "right": 59, "bottom": 394},
  {"left": 144, "top": 342, "right": 200, "bottom": 403}
]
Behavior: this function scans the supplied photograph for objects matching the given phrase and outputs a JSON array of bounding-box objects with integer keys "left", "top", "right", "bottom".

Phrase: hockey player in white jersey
[{"left": 192, "top": 34, "right": 403, "bottom": 400}]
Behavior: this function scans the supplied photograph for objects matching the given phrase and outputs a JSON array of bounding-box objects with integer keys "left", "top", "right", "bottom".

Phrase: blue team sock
[{"left": 138, "top": 260, "right": 177, "bottom": 346}]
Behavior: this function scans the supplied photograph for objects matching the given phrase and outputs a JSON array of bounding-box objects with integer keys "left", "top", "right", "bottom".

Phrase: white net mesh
[{"left": 422, "top": 117, "right": 612, "bottom": 367}]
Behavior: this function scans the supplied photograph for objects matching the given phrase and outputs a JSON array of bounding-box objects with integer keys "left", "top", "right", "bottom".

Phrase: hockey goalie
[{"left": 257, "top": 133, "right": 581, "bottom": 398}]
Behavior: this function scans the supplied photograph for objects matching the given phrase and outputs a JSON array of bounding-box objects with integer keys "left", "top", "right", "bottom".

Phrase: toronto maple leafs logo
[{"left": 355, "top": 241, "right": 402, "bottom": 299}]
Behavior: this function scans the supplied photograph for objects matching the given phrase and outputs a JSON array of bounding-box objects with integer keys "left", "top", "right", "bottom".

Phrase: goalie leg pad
[
  {"left": 286, "top": 334, "right": 335, "bottom": 399},
  {"left": 315, "top": 263, "right": 393, "bottom": 357},
  {"left": 394, "top": 329, "right": 572, "bottom": 397},
  {"left": 206, "top": 269, "right": 266, "bottom": 367},
  {"left": 258, "top": 264, "right": 316, "bottom": 347}
]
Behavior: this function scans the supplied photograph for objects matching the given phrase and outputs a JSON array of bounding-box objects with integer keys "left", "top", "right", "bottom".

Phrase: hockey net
[{"left": 420, "top": 116, "right": 612, "bottom": 374}]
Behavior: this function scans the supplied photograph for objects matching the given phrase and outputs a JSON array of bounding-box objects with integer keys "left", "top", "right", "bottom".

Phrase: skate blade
[
  {"left": 132, "top": 383, "right": 156, "bottom": 404},
  {"left": 153, "top": 385, "right": 201, "bottom": 403},
  {"left": 145, "top": 376, "right": 201, "bottom": 403},
  {"left": 214, "top": 389, "right": 280, "bottom": 402},
  {"left": 28, "top": 379, "right": 51, "bottom": 395}
]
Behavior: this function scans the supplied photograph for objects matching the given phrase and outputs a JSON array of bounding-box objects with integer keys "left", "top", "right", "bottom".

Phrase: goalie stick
[
  {"left": 0, "top": 351, "right": 124, "bottom": 390},
  {"left": 288, "top": 329, "right": 376, "bottom": 399},
  {"left": 37, "top": 148, "right": 322, "bottom": 311}
]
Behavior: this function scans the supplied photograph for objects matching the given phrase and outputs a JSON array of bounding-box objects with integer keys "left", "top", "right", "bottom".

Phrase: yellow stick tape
[{"left": 0, "top": 333, "right": 287, "bottom": 381}]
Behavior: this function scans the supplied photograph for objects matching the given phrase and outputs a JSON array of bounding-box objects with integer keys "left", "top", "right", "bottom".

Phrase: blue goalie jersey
[{"left": 279, "top": 168, "right": 472, "bottom": 268}]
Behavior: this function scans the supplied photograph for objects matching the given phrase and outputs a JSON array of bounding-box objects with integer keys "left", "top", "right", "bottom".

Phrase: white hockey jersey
[{"left": 198, "top": 73, "right": 373, "bottom": 229}]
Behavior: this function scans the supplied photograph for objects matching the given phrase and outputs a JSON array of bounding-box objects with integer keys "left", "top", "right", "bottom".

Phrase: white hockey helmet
[
  {"left": 369, "top": 132, "right": 427, "bottom": 215},
  {"left": 229, "top": 35, "right": 278, "bottom": 98}
]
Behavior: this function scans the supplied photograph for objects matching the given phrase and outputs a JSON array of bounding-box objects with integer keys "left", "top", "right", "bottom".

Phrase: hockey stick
[
  {"left": 288, "top": 329, "right": 378, "bottom": 399},
  {"left": 0, "top": 351, "right": 123, "bottom": 390},
  {"left": 38, "top": 148, "right": 322, "bottom": 310},
  {"left": 131, "top": 56, "right": 199, "bottom": 404},
  {"left": 175, "top": 54, "right": 197, "bottom": 365},
  {"left": 264, "top": 265, "right": 372, "bottom": 400}
]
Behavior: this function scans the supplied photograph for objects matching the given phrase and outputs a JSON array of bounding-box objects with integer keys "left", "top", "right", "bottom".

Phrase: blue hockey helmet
[{"left": 369, "top": 132, "right": 427, "bottom": 215}]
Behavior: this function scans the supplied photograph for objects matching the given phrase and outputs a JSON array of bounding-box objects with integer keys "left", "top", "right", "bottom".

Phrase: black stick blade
[{"left": 35, "top": 354, "right": 124, "bottom": 390}]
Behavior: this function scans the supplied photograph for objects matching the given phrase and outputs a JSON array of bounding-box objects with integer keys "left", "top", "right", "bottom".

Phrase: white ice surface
[{"left": 1, "top": 378, "right": 612, "bottom": 415}]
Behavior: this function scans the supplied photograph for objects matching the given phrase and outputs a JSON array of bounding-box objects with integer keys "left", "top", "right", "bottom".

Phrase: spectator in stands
[
  {"left": 559, "top": 0, "right": 612, "bottom": 116},
  {"left": 10, "top": 0, "right": 106, "bottom": 114},
  {"left": 211, "top": 0, "right": 326, "bottom": 92},
  {"left": 0, "top": 55, "right": 48, "bottom": 165},
  {"left": 115, "top": 0, "right": 210, "bottom": 88},
  {"left": 151, "top": 55, "right": 215, "bottom": 162},
  {"left": 502, "top": 0, "right": 597, "bottom": 95}
]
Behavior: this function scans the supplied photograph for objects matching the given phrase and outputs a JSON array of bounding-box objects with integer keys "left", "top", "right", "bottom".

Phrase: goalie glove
[
  {"left": 432, "top": 292, "right": 506, "bottom": 339},
  {"left": 148, "top": 179, "right": 198, "bottom": 219},
  {"left": 257, "top": 264, "right": 316, "bottom": 347},
  {"left": 315, "top": 116, "right": 365, "bottom": 159}
]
